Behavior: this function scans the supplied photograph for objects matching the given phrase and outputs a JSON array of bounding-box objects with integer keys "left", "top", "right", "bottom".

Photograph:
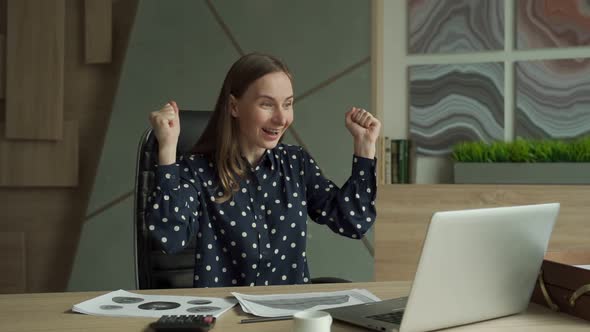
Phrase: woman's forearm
[
  {"left": 353, "top": 139, "right": 376, "bottom": 159},
  {"left": 158, "top": 144, "right": 177, "bottom": 165}
]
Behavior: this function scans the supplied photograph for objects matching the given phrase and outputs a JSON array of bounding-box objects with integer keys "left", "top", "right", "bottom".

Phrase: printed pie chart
[
  {"left": 187, "top": 306, "right": 221, "bottom": 313},
  {"left": 187, "top": 299, "right": 213, "bottom": 305},
  {"left": 100, "top": 305, "right": 123, "bottom": 310},
  {"left": 138, "top": 301, "right": 181, "bottom": 310},
  {"left": 112, "top": 296, "right": 144, "bottom": 304}
]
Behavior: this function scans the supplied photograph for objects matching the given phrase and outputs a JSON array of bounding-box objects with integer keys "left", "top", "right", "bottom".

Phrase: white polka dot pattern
[{"left": 147, "top": 144, "right": 376, "bottom": 288}]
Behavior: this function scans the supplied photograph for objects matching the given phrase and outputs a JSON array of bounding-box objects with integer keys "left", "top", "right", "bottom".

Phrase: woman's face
[{"left": 231, "top": 71, "right": 294, "bottom": 163}]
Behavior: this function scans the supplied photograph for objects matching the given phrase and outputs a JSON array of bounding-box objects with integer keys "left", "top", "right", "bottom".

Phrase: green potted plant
[{"left": 452, "top": 137, "right": 590, "bottom": 184}]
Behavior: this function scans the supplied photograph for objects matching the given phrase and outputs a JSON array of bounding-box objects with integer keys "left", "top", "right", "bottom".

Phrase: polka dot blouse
[{"left": 147, "top": 143, "right": 376, "bottom": 288}]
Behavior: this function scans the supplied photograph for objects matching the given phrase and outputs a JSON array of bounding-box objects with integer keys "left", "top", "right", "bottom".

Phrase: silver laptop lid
[{"left": 400, "top": 203, "right": 559, "bottom": 332}]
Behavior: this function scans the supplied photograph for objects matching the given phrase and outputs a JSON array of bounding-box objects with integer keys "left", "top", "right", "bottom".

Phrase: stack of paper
[
  {"left": 72, "top": 289, "right": 238, "bottom": 318},
  {"left": 231, "top": 288, "right": 380, "bottom": 317}
]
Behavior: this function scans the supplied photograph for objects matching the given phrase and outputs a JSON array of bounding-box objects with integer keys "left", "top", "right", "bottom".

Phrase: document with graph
[
  {"left": 72, "top": 289, "right": 238, "bottom": 318},
  {"left": 231, "top": 288, "right": 381, "bottom": 317}
]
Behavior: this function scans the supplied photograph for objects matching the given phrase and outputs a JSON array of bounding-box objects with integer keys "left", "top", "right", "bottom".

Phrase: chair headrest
[{"left": 176, "top": 110, "right": 213, "bottom": 153}]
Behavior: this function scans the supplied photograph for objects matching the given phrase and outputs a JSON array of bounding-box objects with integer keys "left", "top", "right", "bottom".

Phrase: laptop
[{"left": 325, "top": 203, "right": 559, "bottom": 332}]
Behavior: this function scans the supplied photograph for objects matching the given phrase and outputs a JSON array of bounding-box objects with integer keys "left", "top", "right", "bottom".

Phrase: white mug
[{"left": 292, "top": 310, "right": 332, "bottom": 332}]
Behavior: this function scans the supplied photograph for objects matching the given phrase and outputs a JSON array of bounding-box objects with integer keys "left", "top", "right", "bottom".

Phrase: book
[
  {"left": 391, "top": 139, "right": 399, "bottom": 184},
  {"left": 392, "top": 139, "right": 410, "bottom": 184},
  {"left": 384, "top": 136, "right": 391, "bottom": 184}
]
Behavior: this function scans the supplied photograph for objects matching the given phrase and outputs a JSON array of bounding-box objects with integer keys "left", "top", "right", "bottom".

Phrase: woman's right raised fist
[{"left": 149, "top": 101, "right": 181, "bottom": 149}]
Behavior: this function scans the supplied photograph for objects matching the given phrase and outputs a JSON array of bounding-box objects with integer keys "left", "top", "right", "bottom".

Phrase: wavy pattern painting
[
  {"left": 408, "top": 0, "right": 504, "bottom": 54},
  {"left": 517, "top": 0, "right": 590, "bottom": 49},
  {"left": 515, "top": 58, "right": 590, "bottom": 139},
  {"left": 410, "top": 63, "right": 504, "bottom": 156}
]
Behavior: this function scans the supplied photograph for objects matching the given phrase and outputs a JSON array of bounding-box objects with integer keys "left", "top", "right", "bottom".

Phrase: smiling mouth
[{"left": 263, "top": 128, "right": 281, "bottom": 135}]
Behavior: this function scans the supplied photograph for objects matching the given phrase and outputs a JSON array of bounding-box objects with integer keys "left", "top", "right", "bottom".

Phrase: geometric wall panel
[
  {"left": 410, "top": 62, "right": 504, "bottom": 156},
  {"left": 408, "top": 0, "right": 504, "bottom": 54},
  {"left": 71, "top": 0, "right": 373, "bottom": 291},
  {"left": 515, "top": 58, "right": 590, "bottom": 139},
  {"left": 517, "top": 0, "right": 590, "bottom": 49},
  {"left": 214, "top": 0, "right": 370, "bottom": 98}
]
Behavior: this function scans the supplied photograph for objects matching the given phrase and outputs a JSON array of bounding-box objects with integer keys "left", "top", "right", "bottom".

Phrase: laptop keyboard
[{"left": 367, "top": 310, "right": 405, "bottom": 325}]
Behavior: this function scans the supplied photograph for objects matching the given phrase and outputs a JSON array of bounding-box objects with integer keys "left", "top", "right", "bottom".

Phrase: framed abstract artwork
[
  {"left": 517, "top": 0, "right": 590, "bottom": 49},
  {"left": 409, "top": 62, "right": 505, "bottom": 156},
  {"left": 515, "top": 58, "right": 590, "bottom": 139},
  {"left": 408, "top": 0, "right": 504, "bottom": 54}
]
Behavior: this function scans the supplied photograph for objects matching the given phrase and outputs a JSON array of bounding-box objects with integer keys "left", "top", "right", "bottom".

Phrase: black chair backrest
[{"left": 134, "top": 110, "right": 212, "bottom": 289}]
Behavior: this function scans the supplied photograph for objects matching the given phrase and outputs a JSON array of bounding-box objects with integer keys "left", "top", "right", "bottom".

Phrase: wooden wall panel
[
  {"left": 0, "top": 0, "right": 138, "bottom": 293},
  {"left": 0, "top": 34, "right": 4, "bottom": 100},
  {"left": 25, "top": 231, "right": 78, "bottom": 293},
  {"left": 375, "top": 184, "right": 590, "bottom": 281},
  {"left": 0, "top": 232, "right": 26, "bottom": 293},
  {"left": 0, "top": 190, "right": 79, "bottom": 232},
  {"left": 5, "top": 0, "right": 65, "bottom": 140},
  {"left": 0, "top": 121, "right": 78, "bottom": 186},
  {"left": 84, "top": 0, "right": 112, "bottom": 64},
  {"left": 0, "top": 99, "right": 4, "bottom": 123},
  {"left": 0, "top": 0, "right": 4, "bottom": 102}
]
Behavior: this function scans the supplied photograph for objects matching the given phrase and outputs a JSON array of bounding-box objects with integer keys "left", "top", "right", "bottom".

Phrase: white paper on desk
[
  {"left": 72, "top": 289, "right": 237, "bottom": 318},
  {"left": 575, "top": 265, "right": 590, "bottom": 270},
  {"left": 231, "top": 288, "right": 380, "bottom": 317}
]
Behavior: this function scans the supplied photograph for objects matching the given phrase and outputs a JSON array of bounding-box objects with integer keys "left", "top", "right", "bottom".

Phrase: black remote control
[{"left": 148, "top": 314, "right": 216, "bottom": 332}]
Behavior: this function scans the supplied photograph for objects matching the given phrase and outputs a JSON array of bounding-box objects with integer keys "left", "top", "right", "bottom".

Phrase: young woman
[{"left": 147, "top": 53, "right": 381, "bottom": 287}]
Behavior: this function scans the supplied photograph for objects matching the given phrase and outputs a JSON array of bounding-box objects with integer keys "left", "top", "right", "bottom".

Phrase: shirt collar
[{"left": 247, "top": 148, "right": 275, "bottom": 173}]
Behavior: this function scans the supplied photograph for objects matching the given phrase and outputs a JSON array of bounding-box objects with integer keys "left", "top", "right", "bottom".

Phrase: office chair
[{"left": 133, "top": 110, "right": 350, "bottom": 289}]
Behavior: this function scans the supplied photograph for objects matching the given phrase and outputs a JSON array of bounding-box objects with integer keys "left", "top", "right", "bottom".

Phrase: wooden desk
[{"left": 0, "top": 282, "right": 588, "bottom": 331}]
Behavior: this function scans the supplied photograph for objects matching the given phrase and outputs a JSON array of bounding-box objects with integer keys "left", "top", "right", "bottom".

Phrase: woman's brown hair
[{"left": 192, "top": 53, "right": 292, "bottom": 203}]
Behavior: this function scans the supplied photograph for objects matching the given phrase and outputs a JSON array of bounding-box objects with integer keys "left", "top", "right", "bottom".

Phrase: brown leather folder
[{"left": 531, "top": 248, "right": 590, "bottom": 322}]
